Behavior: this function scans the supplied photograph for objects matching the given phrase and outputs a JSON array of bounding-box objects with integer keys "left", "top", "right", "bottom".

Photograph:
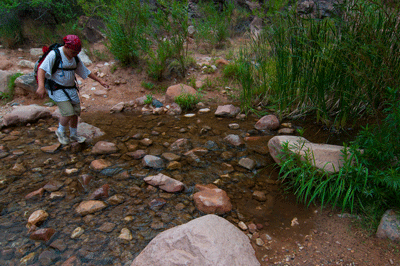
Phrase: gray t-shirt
[{"left": 39, "top": 47, "right": 91, "bottom": 103}]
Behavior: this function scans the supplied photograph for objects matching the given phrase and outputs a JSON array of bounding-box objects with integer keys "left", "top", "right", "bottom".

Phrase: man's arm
[
  {"left": 88, "top": 72, "right": 109, "bottom": 88},
  {"left": 36, "top": 68, "right": 47, "bottom": 98}
]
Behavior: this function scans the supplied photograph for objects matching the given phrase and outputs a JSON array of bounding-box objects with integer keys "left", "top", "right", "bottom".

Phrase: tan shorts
[{"left": 57, "top": 101, "right": 81, "bottom": 117}]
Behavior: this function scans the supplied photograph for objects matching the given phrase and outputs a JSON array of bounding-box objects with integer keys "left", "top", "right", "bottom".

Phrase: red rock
[
  {"left": 25, "top": 188, "right": 45, "bottom": 200},
  {"left": 79, "top": 174, "right": 94, "bottom": 186},
  {"left": 89, "top": 184, "right": 110, "bottom": 200},
  {"left": 30, "top": 228, "right": 55, "bottom": 242}
]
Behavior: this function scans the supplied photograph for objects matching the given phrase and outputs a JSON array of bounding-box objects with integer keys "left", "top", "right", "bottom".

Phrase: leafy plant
[{"left": 174, "top": 93, "right": 203, "bottom": 111}]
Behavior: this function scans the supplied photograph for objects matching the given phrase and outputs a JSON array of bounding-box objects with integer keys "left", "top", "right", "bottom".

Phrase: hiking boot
[
  {"left": 55, "top": 130, "right": 69, "bottom": 145},
  {"left": 70, "top": 134, "right": 86, "bottom": 143}
]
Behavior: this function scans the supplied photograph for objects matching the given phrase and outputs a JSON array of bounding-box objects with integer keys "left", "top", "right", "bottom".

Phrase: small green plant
[
  {"left": 174, "top": 93, "right": 203, "bottom": 111},
  {"left": 141, "top": 82, "right": 155, "bottom": 90},
  {"left": 187, "top": 77, "right": 197, "bottom": 88},
  {"left": 144, "top": 94, "right": 153, "bottom": 105},
  {"left": 1, "top": 73, "right": 23, "bottom": 102}
]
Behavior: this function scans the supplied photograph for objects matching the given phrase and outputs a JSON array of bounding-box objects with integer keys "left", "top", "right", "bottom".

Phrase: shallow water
[{"left": 0, "top": 108, "right": 358, "bottom": 265}]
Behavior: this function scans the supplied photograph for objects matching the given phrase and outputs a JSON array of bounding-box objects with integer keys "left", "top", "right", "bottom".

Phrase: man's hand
[{"left": 36, "top": 86, "right": 46, "bottom": 98}]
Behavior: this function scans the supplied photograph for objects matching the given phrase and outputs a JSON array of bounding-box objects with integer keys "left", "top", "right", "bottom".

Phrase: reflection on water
[{"left": 0, "top": 109, "right": 357, "bottom": 265}]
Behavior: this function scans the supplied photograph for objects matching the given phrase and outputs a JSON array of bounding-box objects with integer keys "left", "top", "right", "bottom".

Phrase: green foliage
[
  {"left": 0, "top": 10, "right": 23, "bottom": 48},
  {"left": 0, "top": 73, "right": 23, "bottom": 102},
  {"left": 278, "top": 89, "right": 400, "bottom": 229},
  {"left": 239, "top": 0, "right": 400, "bottom": 127},
  {"left": 192, "top": 0, "right": 235, "bottom": 51},
  {"left": 175, "top": 93, "right": 203, "bottom": 111},
  {"left": 77, "top": 0, "right": 116, "bottom": 17},
  {"left": 91, "top": 49, "right": 110, "bottom": 62},
  {"left": 0, "top": 0, "right": 84, "bottom": 47},
  {"left": 144, "top": 94, "right": 153, "bottom": 105},
  {"left": 105, "top": 0, "right": 151, "bottom": 66}
]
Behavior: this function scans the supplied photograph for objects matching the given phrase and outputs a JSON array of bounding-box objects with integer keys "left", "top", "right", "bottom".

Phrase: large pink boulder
[
  {"left": 131, "top": 215, "right": 260, "bottom": 266},
  {"left": 165, "top": 84, "right": 197, "bottom": 103},
  {"left": 268, "top": 135, "right": 353, "bottom": 173},
  {"left": 2, "top": 105, "right": 51, "bottom": 127}
]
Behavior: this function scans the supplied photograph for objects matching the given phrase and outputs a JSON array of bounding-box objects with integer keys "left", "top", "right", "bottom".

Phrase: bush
[
  {"left": 147, "top": 0, "right": 190, "bottom": 80},
  {"left": 105, "top": 0, "right": 151, "bottom": 66}
]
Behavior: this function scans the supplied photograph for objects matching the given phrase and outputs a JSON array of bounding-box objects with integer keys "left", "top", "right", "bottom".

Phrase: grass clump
[
  {"left": 237, "top": 0, "right": 400, "bottom": 127},
  {"left": 141, "top": 82, "right": 155, "bottom": 91},
  {"left": 175, "top": 93, "right": 203, "bottom": 111},
  {"left": 278, "top": 89, "right": 400, "bottom": 230}
]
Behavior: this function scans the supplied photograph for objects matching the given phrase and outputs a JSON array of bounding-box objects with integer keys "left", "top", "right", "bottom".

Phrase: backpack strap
[{"left": 51, "top": 48, "right": 81, "bottom": 74}]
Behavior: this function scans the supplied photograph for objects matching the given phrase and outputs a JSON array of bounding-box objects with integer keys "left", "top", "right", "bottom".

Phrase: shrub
[
  {"left": 147, "top": 0, "right": 190, "bottom": 80},
  {"left": 105, "top": 0, "right": 151, "bottom": 66}
]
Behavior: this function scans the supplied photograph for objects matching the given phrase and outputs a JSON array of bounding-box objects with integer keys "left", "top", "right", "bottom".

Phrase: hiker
[{"left": 36, "top": 35, "right": 108, "bottom": 145}]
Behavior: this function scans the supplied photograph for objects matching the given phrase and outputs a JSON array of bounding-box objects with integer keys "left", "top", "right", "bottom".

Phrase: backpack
[{"left": 34, "top": 43, "right": 80, "bottom": 84}]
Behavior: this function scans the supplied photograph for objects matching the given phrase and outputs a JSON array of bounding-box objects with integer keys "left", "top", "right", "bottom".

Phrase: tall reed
[{"left": 239, "top": 0, "right": 400, "bottom": 127}]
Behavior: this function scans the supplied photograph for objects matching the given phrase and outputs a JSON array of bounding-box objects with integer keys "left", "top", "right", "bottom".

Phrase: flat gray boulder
[
  {"left": 131, "top": 214, "right": 260, "bottom": 266},
  {"left": 2, "top": 104, "right": 52, "bottom": 127},
  {"left": 268, "top": 135, "right": 351, "bottom": 173},
  {"left": 14, "top": 73, "right": 37, "bottom": 93}
]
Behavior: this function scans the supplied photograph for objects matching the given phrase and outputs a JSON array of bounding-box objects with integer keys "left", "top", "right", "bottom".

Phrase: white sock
[
  {"left": 70, "top": 127, "right": 78, "bottom": 136},
  {"left": 58, "top": 123, "right": 66, "bottom": 133}
]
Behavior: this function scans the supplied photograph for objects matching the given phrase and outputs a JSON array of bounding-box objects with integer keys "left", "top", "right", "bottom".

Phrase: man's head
[{"left": 63, "top": 35, "right": 82, "bottom": 53}]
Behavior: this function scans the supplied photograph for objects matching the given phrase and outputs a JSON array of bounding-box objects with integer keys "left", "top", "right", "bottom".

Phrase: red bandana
[{"left": 63, "top": 35, "right": 82, "bottom": 52}]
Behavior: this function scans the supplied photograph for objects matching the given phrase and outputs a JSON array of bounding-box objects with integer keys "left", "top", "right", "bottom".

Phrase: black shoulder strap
[
  {"left": 75, "top": 55, "right": 80, "bottom": 65},
  {"left": 51, "top": 47, "right": 62, "bottom": 74}
]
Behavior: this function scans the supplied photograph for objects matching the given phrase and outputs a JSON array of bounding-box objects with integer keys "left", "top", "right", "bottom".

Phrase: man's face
[{"left": 64, "top": 47, "right": 80, "bottom": 58}]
